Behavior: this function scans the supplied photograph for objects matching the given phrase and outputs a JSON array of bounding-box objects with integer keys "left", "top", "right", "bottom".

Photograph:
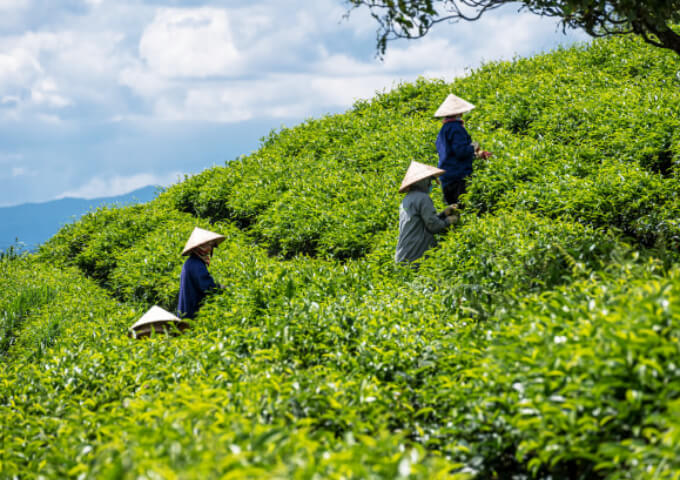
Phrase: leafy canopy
[{"left": 346, "top": 0, "right": 680, "bottom": 56}]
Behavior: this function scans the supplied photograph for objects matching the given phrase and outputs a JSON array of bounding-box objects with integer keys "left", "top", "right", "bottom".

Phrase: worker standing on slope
[
  {"left": 434, "top": 93, "right": 491, "bottom": 206},
  {"left": 395, "top": 161, "right": 458, "bottom": 264},
  {"left": 177, "top": 227, "right": 225, "bottom": 319}
]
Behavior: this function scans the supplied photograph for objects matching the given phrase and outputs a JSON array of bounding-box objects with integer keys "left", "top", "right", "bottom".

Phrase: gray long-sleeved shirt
[{"left": 395, "top": 177, "right": 450, "bottom": 264}]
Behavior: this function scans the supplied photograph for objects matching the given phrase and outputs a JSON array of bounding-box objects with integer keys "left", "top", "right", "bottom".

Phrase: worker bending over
[
  {"left": 395, "top": 161, "right": 458, "bottom": 264},
  {"left": 177, "top": 227, "right": 225, "bottom": 319}
]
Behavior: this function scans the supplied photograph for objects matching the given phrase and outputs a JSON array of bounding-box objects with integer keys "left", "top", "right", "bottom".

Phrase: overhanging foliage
[{"left": 346, "top": 0, "right": 680, "bottom": 57}]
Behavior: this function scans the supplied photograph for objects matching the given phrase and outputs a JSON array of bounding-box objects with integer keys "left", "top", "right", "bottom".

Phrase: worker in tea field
[
  {"left": 435, "top": 93, "right": 492, "bottom": 206},
  {"left": 395, "top": 161, "right": 459, "bottom": 264},
  {"left": 177, "top": 227, "right": 225, "bottom": 319}
]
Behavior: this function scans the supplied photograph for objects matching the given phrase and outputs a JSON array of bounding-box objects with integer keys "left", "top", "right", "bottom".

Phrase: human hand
[
  {"left": 470, "top": 141, "right": 479, "bottom": 156},
  {"left": 446, "top": 214, "right": 459, "bottom": 226},
  {"left": 443, "top": 204, "right": 460, "bottom": 216}
]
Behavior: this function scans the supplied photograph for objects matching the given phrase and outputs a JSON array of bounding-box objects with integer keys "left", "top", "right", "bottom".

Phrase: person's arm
[
  {"left": 417, "top": 194, "right": 450, "bottom": 234},
  {"left": 195, "top": 262, "right": 217, "bottom": 294},
  {"left": 437, "top": 132, "right": 449, "bottom": 169},
  {"left": 450, "top": 125, "right": 475, "bottom": 161}
]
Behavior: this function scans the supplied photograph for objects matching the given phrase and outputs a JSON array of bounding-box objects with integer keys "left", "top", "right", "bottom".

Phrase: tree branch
[{"left": 345, "top": 0, "right": 680, "bottom": 57}]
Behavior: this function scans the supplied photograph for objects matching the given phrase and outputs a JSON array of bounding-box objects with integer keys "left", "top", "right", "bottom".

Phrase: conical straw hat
[
  {"left": 181, "top": 227, "right": 226, "bottom": 256},
  {"left": 129, "top": 305, "right": 189, "bottom": 339},
  {"left": 434, "top": 94, "right": 475, "bottom": 118},
  {"left": 399, "top": 161, "right": 445, "bottom": 193}
]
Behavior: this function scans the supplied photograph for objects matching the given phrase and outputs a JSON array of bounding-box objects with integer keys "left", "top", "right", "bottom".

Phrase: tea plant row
[{"left": 2, "top": 33, "right": 680, "bottom": 478}]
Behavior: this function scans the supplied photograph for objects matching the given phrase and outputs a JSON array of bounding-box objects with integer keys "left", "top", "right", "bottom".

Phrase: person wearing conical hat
[
  {"left": 129, "top": 306, "right": 189, "bottom": 339},
  {"left": 434, "top": 93, "right": 491, "bottom": 206},
  {"left": 395, "top": 161, "right": 459, "bottom": 264},
  {"left": 177, "top": 227, "right": 225, "bottom": 319}
]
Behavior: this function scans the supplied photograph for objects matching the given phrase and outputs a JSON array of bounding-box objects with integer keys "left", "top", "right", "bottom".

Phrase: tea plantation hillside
[{"left": 3, "top": 35, "right": 680, "bottom": 479}]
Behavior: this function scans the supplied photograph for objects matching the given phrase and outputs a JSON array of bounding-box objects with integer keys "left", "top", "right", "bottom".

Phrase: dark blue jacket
[
  {"left": 177, "top": 255, "right": 217, "bottom": 319},
  {"left": 436, "top": 120, "right": 475, "bottom": 185}
]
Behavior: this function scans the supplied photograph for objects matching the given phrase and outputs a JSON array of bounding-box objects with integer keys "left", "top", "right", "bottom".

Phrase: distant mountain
[{"left": 0, "top": 185, "right": 159, "bottom": 252}]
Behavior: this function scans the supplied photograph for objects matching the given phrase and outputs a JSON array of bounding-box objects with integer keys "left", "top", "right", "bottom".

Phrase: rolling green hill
[{"left": 2, "top": 34, "right": 680, "bottom": 479}]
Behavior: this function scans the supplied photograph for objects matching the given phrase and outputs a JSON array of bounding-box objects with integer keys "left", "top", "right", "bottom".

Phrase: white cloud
[
  {"left": 57, "top": 171, "right": 184, "bottom": 199},
  {"left": 0, "top": 0, "right": 29, "bottom": 10},
  {"left": 53, "top": 32, "right": 128, "bottom": 80},
  {"left": 36, "top": 113, "right": 63, "bottom": 124},
  {"left": 139, "top": 8, "right": 241, "bottom": 78},
  {"left": 31, "top": 78, "right": 71, "bottom": 107},
  {"left": 140, "top": 79, "right": 294, "bottom": 123},
  {"left": 315, "top": 53, "right": 377, "bottom": 77},
  {"left": 0, "top": 156, "right": 35, "bottom": 181},
  {"left": 0, "top": 29, "right": 132, "bottom": 118},
  {"left": 316, "top": 37, "right": 467, "bottom": 80},
  {"left": 308, "top": 74, "right": 397, "bottom": 108},
  {"left": 11, "top": 166, "right": 34, "bottom": 177},
  {"left": 1, "top": 95, "right": 20, "bottom": 105},
  {"left": 0, "top": 0, "right": 590, "bottom": 206},
  {"left": 122, "top": 71, "right": 389, "bottom": 123},
  {"left": 116, "top": 2, "right": 586, "bottom": 124},
  {"left": 119, "top": 61, "right": 170, "bottom": 99},
  {"left": 0, "top": 48, "right": 42, "bottom": 87},
  {"left": 229, "top": 8, "right": 272, "bottom": 45},
  {"left": 0, "top": 152, "right": 23, "bottom": 163},
  {"left": 383, "top": 37, "right": 466, "bottom": 76}
]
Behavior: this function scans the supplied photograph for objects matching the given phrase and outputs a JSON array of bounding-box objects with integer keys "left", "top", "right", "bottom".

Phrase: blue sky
[{"left": 0, "top": 0, "right": 588, "bottom": 206}]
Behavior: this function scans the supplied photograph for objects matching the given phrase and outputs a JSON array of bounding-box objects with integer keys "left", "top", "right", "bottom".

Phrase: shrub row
[{"left": 4, "top": 33, "right": 680, "bottom": 479}]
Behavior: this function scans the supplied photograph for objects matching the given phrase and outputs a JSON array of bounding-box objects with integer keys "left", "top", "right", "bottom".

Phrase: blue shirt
[
  {"left": 436, "top": 120, "right": 475, "bottom": 185},
  {"left": 177, "top": 255, "right": 217, "bottom": 319}
]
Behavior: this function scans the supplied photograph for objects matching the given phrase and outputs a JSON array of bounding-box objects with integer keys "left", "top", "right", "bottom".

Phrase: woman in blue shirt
[
  {"left": 434, "top": 94, "right": 490, "bottom": 206},
  {"left": 177, "top": 227, "right": 225, "bottom": 319}
]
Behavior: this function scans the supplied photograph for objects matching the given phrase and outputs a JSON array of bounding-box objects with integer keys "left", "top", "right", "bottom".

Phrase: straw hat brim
[
  {"left": 181, "top": 227, "right": 226, "bottom": 256},
  {"left": 129, "top": 320, "right": 190, "bottom": 339},
  {"left": 129, "top": 305, "right": 190, "bottom": 338},
  {"left": 434, "top": 94, "right": 475, "bottom": 118},
  {"left": 399, "top": 161, "right": 445, "bottom": 193}
]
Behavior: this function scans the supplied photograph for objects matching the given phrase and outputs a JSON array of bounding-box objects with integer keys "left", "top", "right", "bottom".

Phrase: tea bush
[
  {"left": 39, "top": 203, "right": 187, "bottom": 284},
  {"left": 3, "top": 33, "right": 680, "bottom": 479},
  {"left": 0, "top": 257, "right": 135, "bottom": 362},
  {"left": 108, "top": 212, "right": 235, "bottom": 310},
  {"left": 418, "top": 210, "right": 621, "bottom": 319},
  {"left": 0, "top": 257, "right": 55, "bottom": 355},
  {"left": 439, "top": 260, "right": 680, "bottom": 479}
]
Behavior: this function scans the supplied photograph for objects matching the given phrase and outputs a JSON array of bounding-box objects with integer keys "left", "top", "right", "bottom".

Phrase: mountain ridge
[{"left": 0, "top": 185, "right": 159, "bottom": 251}]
